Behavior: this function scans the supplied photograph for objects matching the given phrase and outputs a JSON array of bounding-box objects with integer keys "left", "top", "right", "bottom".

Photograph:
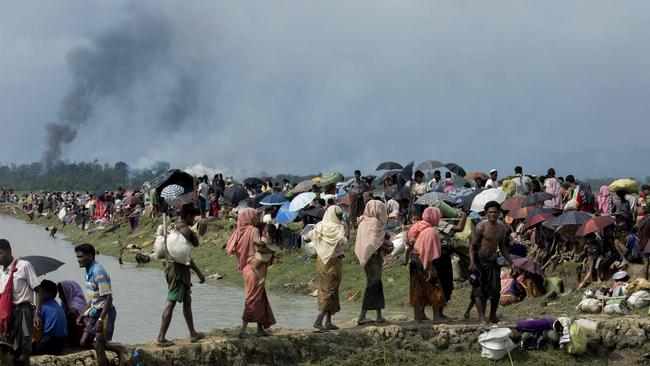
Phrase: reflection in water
[{"left": 0, "top": 215, "right": 357, "bottom": 344}]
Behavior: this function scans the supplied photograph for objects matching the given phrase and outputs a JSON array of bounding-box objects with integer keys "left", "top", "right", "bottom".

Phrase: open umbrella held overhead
[
  {"left": 576, "top": 216, "right": 615, "bottom": 237},
  {"left": 415, "top": 160, "right": 444, "bottom": 172},
  {"left": 376, "top": 161, "right": 403, "bottom": 171},
  {"left": 20, "top": 256, "right": 64, "bottom": 277},
  {"left": 444, "top": 162, "right": 467, "bottom": 177}
]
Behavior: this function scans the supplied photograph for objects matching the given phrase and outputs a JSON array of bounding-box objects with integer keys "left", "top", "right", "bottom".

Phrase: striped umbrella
[
  {"left": 160, "top": 184, "right": 185, "bottom": 199},
  {"left": 447, "top": 187, "right": 474, "bottom": 206},
  {"left": 415, "top": 192, "right": 450, "bottom": 206}
]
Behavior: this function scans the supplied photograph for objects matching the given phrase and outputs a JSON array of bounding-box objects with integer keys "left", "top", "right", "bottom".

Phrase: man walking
[{"left": 157, "top": 204, "right": 205, "bottom": 347}]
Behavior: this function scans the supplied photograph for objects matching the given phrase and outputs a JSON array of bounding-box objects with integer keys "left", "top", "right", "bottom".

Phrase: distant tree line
[{"left": 0, "top": 160, "right": 172, "bottom": 192}]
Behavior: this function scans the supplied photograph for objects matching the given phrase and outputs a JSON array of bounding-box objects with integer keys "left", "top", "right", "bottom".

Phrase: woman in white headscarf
[{"left": 304, "top": 205, "right": 348, "bottom": 330}]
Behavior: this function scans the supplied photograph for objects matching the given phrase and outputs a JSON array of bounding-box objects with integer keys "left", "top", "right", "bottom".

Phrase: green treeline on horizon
[{"left": 0, "top": 160, "right": 647, "bottom": 193}]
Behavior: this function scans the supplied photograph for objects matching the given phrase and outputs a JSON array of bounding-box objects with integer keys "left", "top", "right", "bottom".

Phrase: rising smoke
[{"left": 43, "top": 4, "right": 200, "bottom": 166}]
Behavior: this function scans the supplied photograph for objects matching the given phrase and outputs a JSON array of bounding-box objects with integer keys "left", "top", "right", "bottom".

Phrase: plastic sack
[
  {"left": 435, "top": 200, "right": 461, "bottom": 218},
  {"left": 576, "top": 298, "right": 602, "bottom": 313},
  {"left": 390, "top": 231, "right": 406, "bottom": 256},
  {"left": 604, "top": 303, "right": 629, "bottom": 315},
  {"left": 501, "top": 179, "right": 516, "bottom": 196},
  {"left": 153, "top": 228, "right": 192, "bottom": 265},
  {"left": 453, "top": 219, "right": 474, "bottom": 241},
  {"left": 567, "top": 323, "right": 587, "bottom": 355},
  {"left": 544, "top": 277, "right": 564, "bottom": 294},
  {"left": 624, "top": 278, "right": 650, "bottom": 293},
  {"left": 627, "top": 290, "right": 650, "bottom": 308},
  {"left": 608, "top": 179, "right": 639, "bottom": 194}
]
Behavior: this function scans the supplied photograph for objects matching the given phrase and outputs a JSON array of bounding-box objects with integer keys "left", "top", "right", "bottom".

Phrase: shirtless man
[{"left": 468, "top": 201, "right": 512, "bottom": 324}]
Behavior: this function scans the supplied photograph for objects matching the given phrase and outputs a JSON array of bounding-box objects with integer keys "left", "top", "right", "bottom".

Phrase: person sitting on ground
[
  {"left": 499, "top": 267, "right": 526, "bottom": 306},
  {"left": 33, "top": 280, "right": 67, "bottom": 356},
  {"left": 612, "top": 220, "right": 641, "bottom": 268},
  {"left": 252, "top": 223, "right": 280, "bottom": 285}
]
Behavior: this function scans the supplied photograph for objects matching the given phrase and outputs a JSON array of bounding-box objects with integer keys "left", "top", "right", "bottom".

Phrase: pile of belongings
[
  {"left": 514, "top": 317, "right": 599, "bottom": 355},
  {"left": 576, "top": 271, "right": 650, "bottom": 315}
]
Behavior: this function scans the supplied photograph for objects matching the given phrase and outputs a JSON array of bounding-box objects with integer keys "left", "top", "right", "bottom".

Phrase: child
[{"left": 253, "top": 223, "right": 280, "bottom": 284}]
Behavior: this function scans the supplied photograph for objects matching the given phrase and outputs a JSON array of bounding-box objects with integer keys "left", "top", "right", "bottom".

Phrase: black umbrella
[
  {"left": 444, "top": 162, "right": 467, "bottom": 177},
  {"left": 251, "top": 192, "right": 271, "bottom": 207},
  {"left": 20, "top": 256, "right": 64, "bottom": 277},
  {"left": 461, "top": 189, "right": 484, "bottom": 212},
  {"left": 244, "top": 177, "right": 265, "bottom": 186},
  {"left": 223, "top": 185, "right": 249, "bottom": 206},
  {"left": 380, "top": 170, "right": 401, "bottom": 183},
  {"left": 547, "top": 211, "right": 592, "bottom": 227},
  {"left": 260, "top": 192, "right": 289, "bottom": 206},
  {"left": 398, "top": 161, "right": 415, "bottom": 188},
  {"left": 526, "top": 207, "right": 562, "bottom": 218},
  {"left": 304, "top": 207, "right": 325, "bottom": 219},
  {"left": 385, "top": 185, "right": 411, "bottom": 201},
  {"left": 168, "top": 192, "right": 195, "bottom": 211},
  {"left": 376, "top": 161, "right": 403, "bottom": 171},
  {"left": 416, "top": 160, "right": 444, "bottom": 172},
  {"left": 363, "top": 175, "right": 377, "bottom": 186},
  {"left": 523, "top": 192, "right": 555, "bottom": 207}
]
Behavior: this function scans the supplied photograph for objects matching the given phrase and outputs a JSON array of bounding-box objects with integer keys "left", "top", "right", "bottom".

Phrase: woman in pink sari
[
  {"left": 226, "top": 208, "right": 276, "bottom": 338},
  {"left": 596, "top": 186, "right": 610, "bottom": 216}
]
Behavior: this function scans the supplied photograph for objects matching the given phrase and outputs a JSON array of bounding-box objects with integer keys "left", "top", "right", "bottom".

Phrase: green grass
[{"left": 4, "top": 204, "right": 643, "bottom": 323}]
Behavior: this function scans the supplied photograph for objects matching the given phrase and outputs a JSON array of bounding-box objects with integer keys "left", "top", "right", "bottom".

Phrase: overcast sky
[{"left": 1, "top": 1, "right": 649, "bottom": 179}]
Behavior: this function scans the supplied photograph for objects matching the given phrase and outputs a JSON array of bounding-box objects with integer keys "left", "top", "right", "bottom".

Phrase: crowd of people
[{"left": 1, "top": 163, "right": 649, "bottom": 364}]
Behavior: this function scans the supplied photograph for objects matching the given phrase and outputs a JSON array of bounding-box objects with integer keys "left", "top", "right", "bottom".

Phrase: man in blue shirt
[
  {"left": 33, "top": 280, "right": 67, "bottom": 355},
  {"left": 75, "top": 243, "right": 127, "bottom": 366}
]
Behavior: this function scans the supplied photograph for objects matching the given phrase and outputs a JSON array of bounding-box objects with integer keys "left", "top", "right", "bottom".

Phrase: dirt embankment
[{"left": 32, "top": 317, "right": 650, "bottom": 366}]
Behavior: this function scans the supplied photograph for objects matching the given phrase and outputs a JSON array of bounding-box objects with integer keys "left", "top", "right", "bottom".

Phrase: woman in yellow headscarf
[{"left": 304, "top": 205, "right": 347, "bottom": 330}]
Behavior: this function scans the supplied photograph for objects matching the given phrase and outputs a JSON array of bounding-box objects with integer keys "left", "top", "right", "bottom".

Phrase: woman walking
[
  {"left": 226, "top": 208, "right": 276, "bottom": 338},
  {"left": 355, "top": 200, "right": 393, "bottom": 325},
  {"left": 304, "top": 205, "right": 348, "bottom": 331},
  {"left": 405, "top": 207, "right": 447, "bottom": 322}
]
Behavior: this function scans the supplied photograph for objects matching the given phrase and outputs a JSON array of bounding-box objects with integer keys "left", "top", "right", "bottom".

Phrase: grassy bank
[{"left": 4, "top": 203, "right": 646, "bottom": 323}]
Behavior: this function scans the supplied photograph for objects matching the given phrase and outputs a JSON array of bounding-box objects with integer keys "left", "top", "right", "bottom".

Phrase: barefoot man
[
  {"left": 469, "top": 201, "right": 512, "bottom": 324},
  {"left": 157, "top": 204, "right": 205, "bottom": 347}
]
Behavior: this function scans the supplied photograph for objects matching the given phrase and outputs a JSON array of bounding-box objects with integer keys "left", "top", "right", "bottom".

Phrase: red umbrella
[
  {"left": 507, "top": 206, "right": 533, "bottom": 220},
  {"left": 522, "top": 212, "right": 555, "bottom": 231},
  {"left": 502, "top": 196, "right": 525, "bottom": 211},
  {"left": 464, "top": 172, "right": 490, "bottom": 181},
  {"left": 512, "top": 257, "right": 544, "bottom": 276},
  {"left": 576, "top": 216, "right": 615, "bottom": 237}
]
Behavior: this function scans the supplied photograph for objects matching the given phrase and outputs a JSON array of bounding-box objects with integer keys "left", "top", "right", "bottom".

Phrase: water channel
[{"left": 0, "top": 215, "right": 358, "bottom": 344}]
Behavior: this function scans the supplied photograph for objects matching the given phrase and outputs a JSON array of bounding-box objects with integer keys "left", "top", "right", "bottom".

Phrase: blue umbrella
[
  {"left": 260, "top": 193, "right": 289, "bottom": 206},
  {"left": 275, "top": 201, "right": 300, "bottom": 225},
  {"left": 447, "top": 187, "right": 474, "bottom": 206}
]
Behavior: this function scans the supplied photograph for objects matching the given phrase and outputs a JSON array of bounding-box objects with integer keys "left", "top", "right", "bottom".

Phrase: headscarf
[
  {"left": 226, "top": 208, "right": 259, "bottom": 272},
  {"left": 597, "top": 185, "right": 610, "bottom": 215},
  {"left": 544, "top": 177, "right": 563, "bottom": 209},
  {"left": 413, "top": 207, "right": 442, "bottom": 269},
  {"left": 354, "top": 200, "right": 388, "bottom": 266},
  {"left": 310, "top": 206, "right": 346, "bottom": 264},
  {"left": 58, "top": 280, "right": 87, "bottom": 315},
  {"left": 407, "top": 206, "right": 436, "bottom": 243}
]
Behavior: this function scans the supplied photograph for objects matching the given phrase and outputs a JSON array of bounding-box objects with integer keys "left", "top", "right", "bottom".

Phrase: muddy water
[{"left": 0, "top": 215, "right": 358, "bottom": 344}]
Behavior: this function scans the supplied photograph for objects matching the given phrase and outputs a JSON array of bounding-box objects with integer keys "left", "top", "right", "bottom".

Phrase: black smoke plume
[{"left": 43, "top": 5, "right": 199, "bottom": 165}]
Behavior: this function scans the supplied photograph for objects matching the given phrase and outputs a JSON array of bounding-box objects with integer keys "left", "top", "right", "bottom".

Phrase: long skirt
[
  {"left": 471, "top": 252, "right": 501, "bottom": 301},
  {"left": 434, "top": 251, "right": 454, "bottom": 302},
  {"left": 242, "top": 263, "right": 276, "bottom": 328},
  {"left": 362, "top": 254, "right": 385, "bottom": 310},
  {"left": 349, "top": 193, "right": 365, "bottom": 227},
  {"left": 409, "top": 256, "right": 446, "bottom": 308},
  {"left": 317, "top": 256, "right": 342, "bottom": 314}
]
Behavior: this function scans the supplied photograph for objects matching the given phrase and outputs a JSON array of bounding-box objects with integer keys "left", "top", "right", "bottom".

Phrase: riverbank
[
  {"left": 2, "top": 203, "right": 647, "bottom": 323},
  {"left": 32, "top": 316, "right": 650, "bottom": 365}
]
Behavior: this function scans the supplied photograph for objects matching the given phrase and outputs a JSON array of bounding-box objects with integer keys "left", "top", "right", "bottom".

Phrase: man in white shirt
[
  {"left": 197, "top": 177, "right": 210, "bottom": 218},
  {"left": 510, "top": 166, "right": 532, "bottom": 197},
  {"left": 485, "top": 169, "right": 498, "bottom": 189},
  {"left": 0, "top": 239, "right": 40, "bottom": 366}
]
